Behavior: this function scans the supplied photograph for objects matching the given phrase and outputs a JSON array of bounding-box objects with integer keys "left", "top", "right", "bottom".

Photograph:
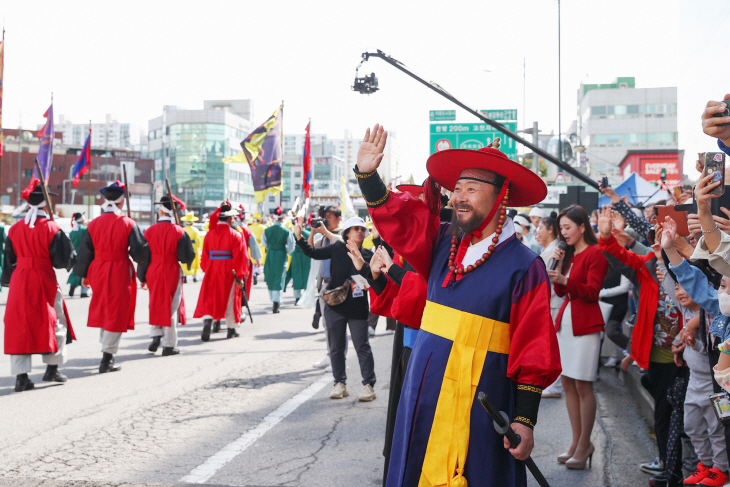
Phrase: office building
[{"left": 576, "top": 77, "right": 677, "bottom": 180}]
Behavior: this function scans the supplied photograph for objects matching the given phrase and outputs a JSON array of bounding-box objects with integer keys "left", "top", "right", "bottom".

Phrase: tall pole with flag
[
  {"left": 35, "top": 97, "right": 54, "bottom": 181},
  {"left": 221, "top": 104, "right": 284, "bottom": 205},
  {"left": 303, "top": 120, "right": 311, "bottom": 199}
]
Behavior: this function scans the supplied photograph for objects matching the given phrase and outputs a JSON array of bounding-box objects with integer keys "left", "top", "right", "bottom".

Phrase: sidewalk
[{"left": 529, "top": 367, "right": 658, "bottom": 486}]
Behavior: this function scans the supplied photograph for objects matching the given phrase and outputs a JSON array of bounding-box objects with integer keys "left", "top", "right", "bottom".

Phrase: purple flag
[{"left": 35, "top": 103, "right": 54, "bottom": 180}]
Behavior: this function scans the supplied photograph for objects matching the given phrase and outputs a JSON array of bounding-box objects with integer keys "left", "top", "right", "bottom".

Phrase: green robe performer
[
  {"left": 286, "top": 227, "right": 311, "bottom": 303},
  {"left": 67, "top": 212, "right": 88, "bottom": 298},
  {"left": 262, "top": 206, "right": 295, "bottom": 313}
]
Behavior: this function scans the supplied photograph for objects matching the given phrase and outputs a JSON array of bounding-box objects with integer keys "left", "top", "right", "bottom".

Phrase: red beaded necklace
[{"left": 448, "top": 188, "right": 509, "bottom": 276}]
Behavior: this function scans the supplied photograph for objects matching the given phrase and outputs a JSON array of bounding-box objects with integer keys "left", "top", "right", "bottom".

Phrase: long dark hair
[{"left": 557, "top": 205, "right": 597, "bottom": 273}]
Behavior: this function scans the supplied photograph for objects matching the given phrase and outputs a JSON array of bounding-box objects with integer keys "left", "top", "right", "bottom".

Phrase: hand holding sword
[{"left": 232, "top": 270, "right": 253, "bottom": 323}]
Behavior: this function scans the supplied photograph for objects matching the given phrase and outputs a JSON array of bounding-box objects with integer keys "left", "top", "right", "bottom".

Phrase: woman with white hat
[{"left": 294, "top": 215, "right": 379, "bottom": 402}]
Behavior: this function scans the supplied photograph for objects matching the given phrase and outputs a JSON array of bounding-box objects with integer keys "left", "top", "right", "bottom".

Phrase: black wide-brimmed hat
[
  {"left": 100, "top": 180, "right": 128, "bottom": 201},
  {"left": 21, "top": 179, "right": 57, "bottom": 206}
]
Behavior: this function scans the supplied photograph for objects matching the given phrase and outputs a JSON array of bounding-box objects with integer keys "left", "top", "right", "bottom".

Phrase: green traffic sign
[
  {"left": 430, "top": 110, "right": 456, "bottom": 121},
  {"left": 480, "top": 109, "right": 517, "bottom": 121},
  {"left": 430, "top": 122, "right": 517, "bottom": 160}
]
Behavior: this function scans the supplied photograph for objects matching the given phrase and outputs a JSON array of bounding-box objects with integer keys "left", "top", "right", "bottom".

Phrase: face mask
[{"left": 719, "top": 292, "right": 730, "bottom": 316}]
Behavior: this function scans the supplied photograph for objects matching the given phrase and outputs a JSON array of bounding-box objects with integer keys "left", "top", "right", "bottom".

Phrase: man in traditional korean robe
[
  {"left": 262, "top": 206, "right": 295, "bottom": 313},
  {"left": 139, "top": 194, "right": 195, "bottom": 356},
  {"left": 193, "top": 201, "right": 248, "bottom": 340},
  {"left": 67, "top": 212, "right": 88, "bottom": 298},
  {"left": 2, "top": 180, "right": 77, "bottom": 392},
  {"left": 355, "top": 124, "right": 561, "bottom": 487},
  {"left": 73, "top": 181, "right": 150, "bottom": 374},
  {"left": 180, "top": 211, "right": 203, "bottom": 283}
]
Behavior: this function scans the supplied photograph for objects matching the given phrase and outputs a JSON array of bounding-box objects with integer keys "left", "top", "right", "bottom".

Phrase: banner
[
  {"left": 339, "top": 176, "right": 355, "bottom": 218},
  {"left": 72, "top": 129, "right": 91, "bottom": 186},
  {"left": 36, "top": 103, "right": 54, "bottom": 180},
  {"left": 303, "top": 121, "right": 311, "bottom": 198},
  {"left": 223, "top": 105, "right": 283, "bottom": 203}
]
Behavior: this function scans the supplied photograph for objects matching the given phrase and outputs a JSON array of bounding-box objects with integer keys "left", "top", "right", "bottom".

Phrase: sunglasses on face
[{"left": 350, "top": 226, "right": 365, "bottom": 232}]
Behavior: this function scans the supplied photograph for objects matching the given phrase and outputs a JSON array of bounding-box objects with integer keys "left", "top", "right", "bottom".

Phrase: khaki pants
[{"left": 150, "top": 271, "right": 183, "bottom": 347}]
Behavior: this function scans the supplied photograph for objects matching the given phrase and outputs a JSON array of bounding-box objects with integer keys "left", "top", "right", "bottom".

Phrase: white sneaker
[
  {"left": 330, "top": 382, "right": 349, "bottom": 399},
  {"left": 358, "top": 384, "right": 376, "bottom": 402},
  {"left": 385, "top": 329, "right": 395, "bottom": 335},
  {"left": 542, "top": 380, "right": 563, "bottom": 398},
  {"left": 325, "top": 365, "right": 332, "bottom": 372},
  {"left": 368, "top": 327, "right": 376, "bottom": 337},
  {"left": 604, "top": 356, "right": 618, "bottom": 368},
  {"left": 312, "top": 355, "right": 330, "bottom": 369}
]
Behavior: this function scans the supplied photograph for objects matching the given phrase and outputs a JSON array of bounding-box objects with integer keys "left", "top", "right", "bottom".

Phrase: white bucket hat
[{"left": 342, "top": 216, "right": 370, "bottom": 238}]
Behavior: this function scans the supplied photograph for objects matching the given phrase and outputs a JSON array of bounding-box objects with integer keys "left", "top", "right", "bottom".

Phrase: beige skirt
[{"left": 556, "top": 302, "right": 601, "bottom": 382}]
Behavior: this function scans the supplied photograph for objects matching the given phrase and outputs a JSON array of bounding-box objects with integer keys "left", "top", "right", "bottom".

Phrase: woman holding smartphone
[{"left": 547, "top": 205, "right": 608, "bottom": 470}]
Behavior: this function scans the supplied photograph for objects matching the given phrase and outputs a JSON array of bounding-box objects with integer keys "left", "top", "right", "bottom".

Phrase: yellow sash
[{"left": 418, "top": 301, "right": 510, "bottom": 487}]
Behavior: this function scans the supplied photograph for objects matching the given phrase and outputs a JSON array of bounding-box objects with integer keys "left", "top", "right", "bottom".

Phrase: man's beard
[{"left": 451, "top": 203, "right": 487, "bottom": 234}]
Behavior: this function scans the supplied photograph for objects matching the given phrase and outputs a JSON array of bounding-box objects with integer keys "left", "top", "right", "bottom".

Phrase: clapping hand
[
  {"left": 375, "top": 246, "right": 393, "bottom": 271},
  {"left": 346, "top": 239, "right": 365, "bottom": 271},
  {"left": 369, "top": 247, "right": 386, "bottom": 279},
  {"left": 659, "top": 216, "right": 677, "bottom": 251},
  {"left": 356, "top": 124, "right": 388, "bottom": 174},
  {"left": 293, "top": 221, "right": 303, "bottom": 240},
  {"left": 611, "top": 210, "right": 626, "bottom": 232}
]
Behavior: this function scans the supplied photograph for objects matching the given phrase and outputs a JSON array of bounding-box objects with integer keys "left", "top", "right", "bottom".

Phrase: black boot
[
  {"left": 212, "top": 321, "right": 221, "bottom": 333},
  {"left": 99, "top": 352, "right": 122, "bottom": 373},
  {"left": 80, "top": 289, "right": 89, "bottom": 298},
  {"left": 148, "top": 336, "right": 161, "bottom": 353},
  {"left": 202, "top": 319, "right": 212, "bottom": 342},
  {"left": 15, "top": 373, "right": 34, "bottom": 392},
  {"left": 227, "top": 328, "right": 239, "bottom": 339},
  {"left": 69, "top": 285, "right": 76, "bottom": 297},
  {"left": 42, "top": 365, "right": 67, "bottom": 383},
  {"left": 183, "top": 276, "right": 188, "bottom": 284},
  {"left": 193, "top": 276, "right": 197, "bottom": 283},
  {"left": 253, "top": 275, "right": 257, "bottom": 286},
  {"left": 161, "top": 347, "right": 180, "bottom": 356},
  {"left": 273, "top": 302, "right": 280, "bottom": 314}
]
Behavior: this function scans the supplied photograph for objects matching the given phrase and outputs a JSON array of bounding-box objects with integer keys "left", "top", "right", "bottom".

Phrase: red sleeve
[
  {"left": 599, "top": 234, "right": 651, "bottom": 271},
  {"left": 369, "top": 193, "right": 440, "bottom": 279},
  {"left": 564, "top": 248, "right": 607, "bottom": 302},
  {"left": 391, "top": 272, "right": 427, "bottom": 329},
  {"left": 508, "top": 258, "right": 561, "bottom": 388},
  {"left": 369, "top": 278, "right": 399, "bottom": 318},
  {"left": 232, "top": 230, "right": 248, "bottom": 278}
]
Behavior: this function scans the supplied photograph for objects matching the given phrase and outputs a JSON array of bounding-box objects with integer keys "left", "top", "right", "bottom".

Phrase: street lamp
[{"left": 351, "top": 50, "right": 598, "bottom": 189}]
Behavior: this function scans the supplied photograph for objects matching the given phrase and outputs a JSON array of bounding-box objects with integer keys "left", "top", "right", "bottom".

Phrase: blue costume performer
[{"left": 355, "top": 125, "right": 561, "bottom": 487}]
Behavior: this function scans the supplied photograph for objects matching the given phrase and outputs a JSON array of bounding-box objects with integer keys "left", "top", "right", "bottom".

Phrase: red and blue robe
[{"left": 356, "top": 168, "right": 561, "bottom": 487}]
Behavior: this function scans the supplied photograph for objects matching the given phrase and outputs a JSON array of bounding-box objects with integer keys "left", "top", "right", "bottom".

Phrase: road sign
[
  {"left": 430, "top": 110, "right": 456, "bottom": 121},
  {"left": 480, "top": 109, "right": 517, "bottom": 121},
  {"left": 430, "top": 122, "right": 518, "bottom": 161},
  {"left": 555, "top": 173, "right": 566, "bottom": 184}
]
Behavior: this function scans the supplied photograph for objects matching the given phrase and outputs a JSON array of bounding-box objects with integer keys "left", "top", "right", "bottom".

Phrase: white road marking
[{"left": 180, "top": 373, "right": 331, "bottom": 484}]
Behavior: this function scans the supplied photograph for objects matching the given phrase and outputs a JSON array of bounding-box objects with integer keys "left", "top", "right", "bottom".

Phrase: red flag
[{"left": 303, "top": 121, "right": 311, "bottom": 198}]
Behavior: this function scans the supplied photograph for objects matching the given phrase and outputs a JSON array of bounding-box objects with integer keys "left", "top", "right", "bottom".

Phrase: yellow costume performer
[
  {"left": 180, "top": 212, "right": 204, "bottom": 281},
  {"left": 248, "top": 213, "right": 267, "bottom": 265}
]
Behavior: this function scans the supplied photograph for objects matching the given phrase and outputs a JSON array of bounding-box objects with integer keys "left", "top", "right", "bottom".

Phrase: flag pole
[
  {"left": 88, "top": 121, "right": 91, "bottom": 219},
  {"left": 279, "top": 100, "right": 284, "bottom": 208},
  {"left": 48, "top": 93, "right": 53, "bottom": 182}
]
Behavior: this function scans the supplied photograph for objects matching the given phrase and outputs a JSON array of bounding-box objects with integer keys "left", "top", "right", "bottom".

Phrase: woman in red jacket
[{"left": 547, "top": 205, "right": 608, "bottom": 470}]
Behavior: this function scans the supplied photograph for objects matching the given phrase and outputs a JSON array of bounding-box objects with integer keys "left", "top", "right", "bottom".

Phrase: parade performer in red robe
[
  {"left": 73, "top": 181, "right": 150, "bottom": 373},
  {"left": 2, "top": 179, "right": 77, "bottom": 392},
  {"left": 193, "top": 201, "right": 248, "bottom": 341},
  {"left": 138, "top": 194, "right": 195, "bottom": 356},
  {"left": 356, "top": 124, "right": 561, "bottom": 487}
]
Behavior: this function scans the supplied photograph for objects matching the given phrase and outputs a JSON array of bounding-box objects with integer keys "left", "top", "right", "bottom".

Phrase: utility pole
[{"left": 557, "top": 0, "right": 562, "bottom": 159}]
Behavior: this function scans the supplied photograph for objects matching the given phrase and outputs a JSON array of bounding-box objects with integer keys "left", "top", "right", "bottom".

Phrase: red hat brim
[
  {"left": 395, "top": 184, "right": 424, "bottom": 197},
  {"left": 426, "top": 148, "right": 547, "bottom": 207}
]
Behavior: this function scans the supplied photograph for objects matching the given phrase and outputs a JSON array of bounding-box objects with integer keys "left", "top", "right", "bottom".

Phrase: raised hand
[
  {"left": 375, "top": 246, "right": 393, "bottom": 271},
  {"left": 688, "top": 213, "right": 702, "bottom": 242},
  {"left": 598, "top": 206, "right": 613, "bottom": 238},
  {"left": 293, "top": 221, "right": 303, "bottom": 240},
  {"left": 346, "top": 239, "right": 366, "bottom": 271},
  {"left": 696, "top": 173, "right": 721, "bottom": 217},
  {"left": 713, "top": 207, "right": 730, "bottom": 233},
  {"left": 659, "top": 216, "right": 677, "bottom": 251},
  {"left": 369, "top": 248, "right": 385, "bottom": 279},
  {"left": 611, "top": 228, "right": 634, "bottom": 247},
  {"left": 611, "top": 210, "right": 626, "bottom": 232},
  {"left": 356, "top": 124, "right": 388, "bottom": 174},
  {"left": 702, "top": 97, "right": 730, "bottom": 146}
]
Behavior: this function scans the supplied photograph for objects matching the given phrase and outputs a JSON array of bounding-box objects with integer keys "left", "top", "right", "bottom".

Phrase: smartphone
[
  {"left": 704, "top": 152, "right": 726, "bottom": 196},
  {"left": 600, "top": 176, "right": 609, "bottom": 190},
  {"left": 655, "top": 205, "right": 690, "bottom": 237}
]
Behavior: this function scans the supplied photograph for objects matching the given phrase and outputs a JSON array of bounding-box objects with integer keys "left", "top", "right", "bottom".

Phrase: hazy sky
[{"left": 1, "top": 0, "right": 725, "bottom": 182}]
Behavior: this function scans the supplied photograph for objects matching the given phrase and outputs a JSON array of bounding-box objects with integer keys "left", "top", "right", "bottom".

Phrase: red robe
[
  {"left": 87, "top": 213, "right": 138, "bottom": 333},
  {"left": 194, "top": 222, "right": 248, "bottom": 322},
  {"left": 369, "top": 253, "right": 427, "bottom": 329},
  {"left": 144, "top": 221, "right": 187, "bottom": 327},
  {"left": 4, "top": 218, "right": 75, "bottom": 354},
  {"left": 239, "top": 225, "right": 254, "bottom": 297}
]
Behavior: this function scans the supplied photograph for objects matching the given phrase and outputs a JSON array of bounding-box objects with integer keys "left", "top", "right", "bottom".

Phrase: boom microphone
[{"left": 548, "top": 241, "right": 568, "bottom": 271}]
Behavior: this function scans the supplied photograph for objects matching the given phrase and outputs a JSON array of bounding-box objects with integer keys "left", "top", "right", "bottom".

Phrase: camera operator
[
  {"left": 294, "top": 216, "right": 378, "bottom": 402},
  {"left": 310, "top": 206, "right": 343, "bottom": 370}
]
